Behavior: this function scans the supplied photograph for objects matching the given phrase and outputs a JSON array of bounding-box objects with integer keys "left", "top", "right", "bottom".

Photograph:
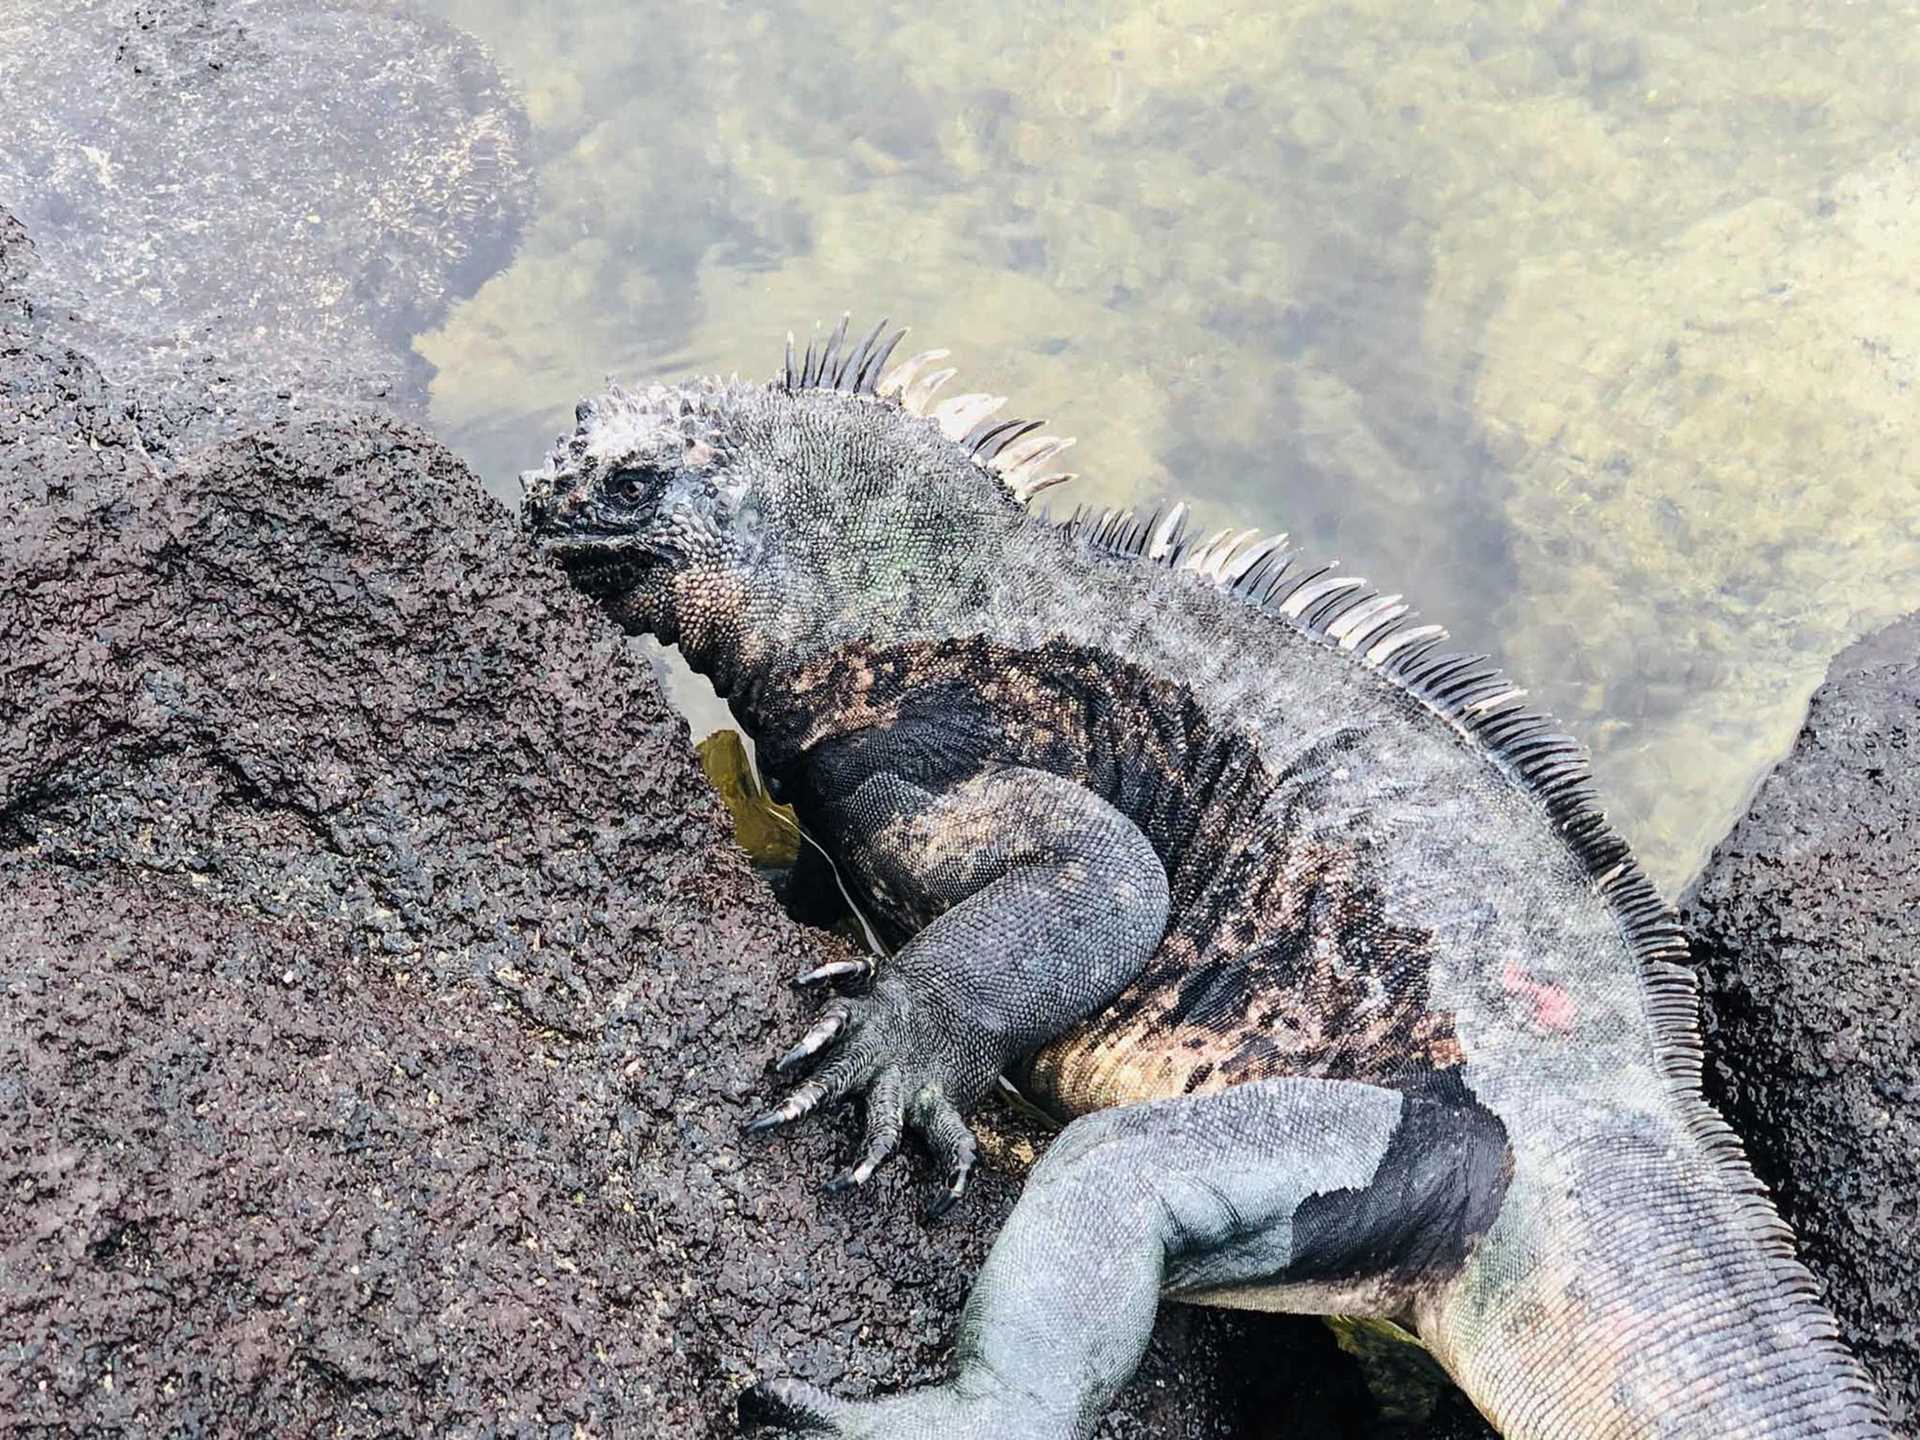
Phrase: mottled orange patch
[{"left": 1025, "top": 838, "right": 1462, "bottom": 1115}]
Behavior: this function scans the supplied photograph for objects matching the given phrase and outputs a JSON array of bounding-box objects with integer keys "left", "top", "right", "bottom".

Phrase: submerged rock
[
  {"left": 1684, "top": 615, "right": 1920, "bottom": 1435},
  {"left": 1484, "top": 149, "right": 1920, "bottom": 890},
  {"left": 0, "top": 0, "right": 533, "bottom": 451}
]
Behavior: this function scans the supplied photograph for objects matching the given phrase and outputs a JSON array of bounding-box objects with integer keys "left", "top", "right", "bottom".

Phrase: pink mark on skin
[{"left": 1503, "top": 962, "right": 1577, "bottom": 1034}]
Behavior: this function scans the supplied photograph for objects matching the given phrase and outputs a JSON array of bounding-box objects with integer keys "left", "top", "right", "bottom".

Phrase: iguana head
[
  {"left": 519, "top": 375, "right": 762, "bottom": 639},
  {"left": 520, "top": 318, "right": 1077, "bottom": 672}
]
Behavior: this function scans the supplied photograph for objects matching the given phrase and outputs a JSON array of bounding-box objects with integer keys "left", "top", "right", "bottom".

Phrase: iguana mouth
[
  {"left": 536, "top": 529, "right": 653, "bottom": 554},
  {"left": 535, "top": 530, "right": 666, "bottom": 598}
]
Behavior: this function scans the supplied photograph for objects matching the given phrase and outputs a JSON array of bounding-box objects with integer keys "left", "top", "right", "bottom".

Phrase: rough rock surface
[
  {"left": 0, "top": 207, "right": 1401, "bottom": 1436},
  {"left": 1685, "top": 616, "right": 1920, "bottom": 1436},
  {"left": 0, "top": 0, "right": 532, "bottom": 450}
]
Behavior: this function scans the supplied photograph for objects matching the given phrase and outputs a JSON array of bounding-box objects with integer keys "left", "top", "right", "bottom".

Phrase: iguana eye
[{"left": 608, "top": 467, "right": 651, "bottom": 505}]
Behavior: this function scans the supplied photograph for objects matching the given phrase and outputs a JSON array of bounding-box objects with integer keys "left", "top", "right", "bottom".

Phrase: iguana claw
[
  {"left": 775, "top": 1006, "right": 851, "bottom": 1071},
  {"left": 747, "top": 980, "right": 993, "bottom": 1211},
  {"left": 791, "top": 958, "right": 874, "bottom": 989}
]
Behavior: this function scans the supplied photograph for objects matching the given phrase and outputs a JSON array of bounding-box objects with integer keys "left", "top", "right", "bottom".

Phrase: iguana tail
[{"left": 1423, "top": 1122, "right": 1889, "bottom": 1439}]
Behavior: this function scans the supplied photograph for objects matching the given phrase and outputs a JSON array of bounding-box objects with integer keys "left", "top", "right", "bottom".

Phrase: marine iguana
[{"left": 520, "top": 318, "right": 1891, "bottom": 1439}]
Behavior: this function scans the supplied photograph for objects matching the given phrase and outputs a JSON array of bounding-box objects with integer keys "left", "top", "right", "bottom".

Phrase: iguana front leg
[{"left": 748, "top": 764, "right": 1169, "bottom": 1209}]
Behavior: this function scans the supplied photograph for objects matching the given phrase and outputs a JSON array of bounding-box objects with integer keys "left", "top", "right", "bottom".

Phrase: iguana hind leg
[{"left": 743, "top": 1077, "right": 1510, "bottom": 1439}]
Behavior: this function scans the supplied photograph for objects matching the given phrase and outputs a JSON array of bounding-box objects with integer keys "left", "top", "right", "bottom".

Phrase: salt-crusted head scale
[{"left": 518, "top": 316, "right": 1081, "bottom": 667}]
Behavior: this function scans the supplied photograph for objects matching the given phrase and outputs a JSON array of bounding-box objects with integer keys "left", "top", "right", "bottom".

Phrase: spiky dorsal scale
[{"left": 778, "top": 318, "right": 1075, "bottom": 504}]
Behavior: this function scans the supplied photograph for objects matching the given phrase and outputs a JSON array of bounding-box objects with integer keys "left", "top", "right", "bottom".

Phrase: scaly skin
[{"left": 520, "top": 320, "right": 1891, "bottom": 1438}]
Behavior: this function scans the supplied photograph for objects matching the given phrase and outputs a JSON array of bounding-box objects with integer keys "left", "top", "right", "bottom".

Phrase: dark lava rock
[
  {"left": 0, "top": 0, "right": 532, "bottom": 450},
  {"left": 1684, "top": 616, "right": 1920, "bottom": 1435},
  {"left": 0, "top": 209, "right": 1393, "bottom": 1435}
]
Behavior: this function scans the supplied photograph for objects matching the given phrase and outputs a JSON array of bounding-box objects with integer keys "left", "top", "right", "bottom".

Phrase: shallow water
[{"left": 417, "top": 0, "right": 1920, "bottom": 894}]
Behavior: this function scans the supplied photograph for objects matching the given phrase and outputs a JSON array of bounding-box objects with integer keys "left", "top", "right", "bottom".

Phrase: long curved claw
[
  {"left": 775, "top": 1005, "right": 850, "bottom": 1073},
  {"left": 744, "top": 1077, "right": 830, "bottom": 1135},
  {"left": 743, "top": 1094, "right": 815, "bottom": 1137},
  {"left": 792, "top": 958, "right": 875, "bottom": 989},
  {"left": 823, "top": 1068, "right": 905, "bottom": 1193},
  {"left": 740, "top": 1376, "right": 852, "bottom": 1434},
  {"left": 916, "top": 1090, "right": 978, "bottom": 1220},
  {"left": 746, "top": 1045, "right": 873, "bottom": 1136}
]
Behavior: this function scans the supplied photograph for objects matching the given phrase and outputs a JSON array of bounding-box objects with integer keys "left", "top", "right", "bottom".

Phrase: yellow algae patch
[{"left": 696, "top": 729, "right": 801, "bottom": 869}]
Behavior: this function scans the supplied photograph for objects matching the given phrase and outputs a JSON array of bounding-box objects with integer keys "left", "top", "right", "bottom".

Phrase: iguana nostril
[{"left": 518, "top": 475, "right": 556, "bottom": 531}]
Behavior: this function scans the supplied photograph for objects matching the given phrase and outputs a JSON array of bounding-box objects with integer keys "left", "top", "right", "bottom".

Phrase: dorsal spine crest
[{"left": 779, "top": 315, "right": 1077, "bottom": 503}]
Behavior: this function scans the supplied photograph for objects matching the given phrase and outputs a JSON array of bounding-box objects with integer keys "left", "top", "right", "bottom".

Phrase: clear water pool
[{"left": 417, "top": 0, "right": 1920, "bottom": 892}]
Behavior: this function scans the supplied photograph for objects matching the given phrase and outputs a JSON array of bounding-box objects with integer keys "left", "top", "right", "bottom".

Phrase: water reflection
[{"left": 417, "top": 0, "right": 1920, "bottom": 891}]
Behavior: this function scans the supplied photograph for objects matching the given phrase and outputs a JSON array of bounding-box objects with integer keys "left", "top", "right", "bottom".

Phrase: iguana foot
[
  {"left": 740, "top": 1376, "right": 1067, "bottom": 1439},
  {"left": 746, "top": 979, "right": 984, "bottom": 1211}
]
